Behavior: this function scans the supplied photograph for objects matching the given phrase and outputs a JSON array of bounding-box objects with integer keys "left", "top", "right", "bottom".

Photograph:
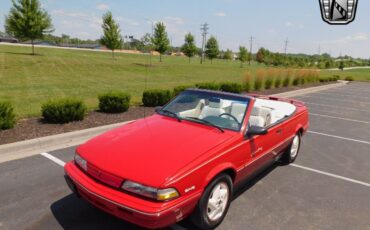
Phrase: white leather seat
[
  {"left": 249, "top": 116, "right": 265, "bottom": 127},
  {"left": 199, "top": 98, "right": 225, "bottom": 119},
  {"left": 251, "top": 106, "right": 272, "bottom": 126},
  {"left": 230, "top": 102, "right": 246, "bottom": 123}
]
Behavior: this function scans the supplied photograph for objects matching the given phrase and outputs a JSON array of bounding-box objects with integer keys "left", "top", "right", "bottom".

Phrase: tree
[
  {"left": 223, "top": 49, "right": 233, "bottom": 60},
  {"left": 205, "top": 36, "right": 219, "bottom": 63},
  {"left": 100, "top": 11, "right": 123, "bottom": 59},
  {"left": 5, "top": 0, "right": 53, "bottom": 55},
  {"left": 152, "top": 22, "right": 170, "bottom": 62},
  {"left": 238, "top": 46, "right": 248, "bottom": 68},
  {"left": 339, "top": 61, "right": 345, "bottom": 71},
  {"left": 139, "top": 33, "right": 152, "bottom": 52},
  {"left": 256, "top": 48, "right": 266, "bottom": 63},
  {"left": 181, "top": 33, "right": 197, "bottom": 63}
]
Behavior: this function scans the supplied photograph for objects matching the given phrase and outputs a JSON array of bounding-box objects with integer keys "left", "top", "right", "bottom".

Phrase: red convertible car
[{"left": 64, "top": 89, "right": 309, "bottom": 229}]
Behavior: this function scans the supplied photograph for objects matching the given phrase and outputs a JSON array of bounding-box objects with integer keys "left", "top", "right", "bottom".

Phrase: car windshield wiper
[
  {"left": 185, "top": 117, "right": 224, "bottom": 133},
  {"left": 160, "top": 109, "right": 182, "bottom": 122}
]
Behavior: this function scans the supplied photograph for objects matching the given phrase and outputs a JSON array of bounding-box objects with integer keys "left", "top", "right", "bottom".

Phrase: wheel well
[
  {"left": 298, "top": 127, "right": 304, "bottom": 136},
  {"left": 220, "top": 168, "right": 236, "bottom": 182}
]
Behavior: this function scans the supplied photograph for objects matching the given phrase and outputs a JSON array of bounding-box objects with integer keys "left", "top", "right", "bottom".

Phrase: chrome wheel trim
[
  {"left": 290, "top": 135, "right": 300, "bottom": 159},
  {"left": 207, "top": 182, "right": 229, "bottom": 221}
]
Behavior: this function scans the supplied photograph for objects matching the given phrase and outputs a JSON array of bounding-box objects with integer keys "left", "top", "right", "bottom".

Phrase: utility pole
[
  {"left": 249, "top": 36, "right": 255, "bottom": 65},
  {"left": 200, "top": 23, "right": 209, "bottom": 64},
  {"left": 145, "top": 18, "right": 154, "bottom": 66},
  {"left": 284, "top": 38, "right": 289, "bottom": 55}
]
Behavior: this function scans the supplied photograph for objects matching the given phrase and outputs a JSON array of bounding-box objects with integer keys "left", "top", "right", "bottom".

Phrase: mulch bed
[{"left": 0, "top": 82, "right": 334, "bottom": 145}]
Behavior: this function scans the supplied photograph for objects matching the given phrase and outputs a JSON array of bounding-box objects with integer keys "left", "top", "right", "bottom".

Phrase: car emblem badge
[{"left": 319, "top": 0, "right": 358, "bottom": 25}]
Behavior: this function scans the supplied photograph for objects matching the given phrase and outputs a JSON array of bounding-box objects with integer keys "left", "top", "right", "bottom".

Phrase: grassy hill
[{"left": 1, "top": 44, "right": 369, "bottom": 117}]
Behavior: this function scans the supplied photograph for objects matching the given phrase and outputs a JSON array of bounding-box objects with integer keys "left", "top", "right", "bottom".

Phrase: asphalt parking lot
[{"left": 0, "top": 82, "right": 369, "bottom": 230}]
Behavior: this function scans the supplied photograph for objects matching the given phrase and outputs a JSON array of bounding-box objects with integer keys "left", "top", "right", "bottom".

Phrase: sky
[{"left": 0, "top": 0, "right": 369, "bottom": 58}]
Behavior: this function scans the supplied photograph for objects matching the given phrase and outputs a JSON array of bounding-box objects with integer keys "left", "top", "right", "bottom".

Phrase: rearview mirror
[{"left": 246, "top": 126, "right": 268, "bottom": 136}]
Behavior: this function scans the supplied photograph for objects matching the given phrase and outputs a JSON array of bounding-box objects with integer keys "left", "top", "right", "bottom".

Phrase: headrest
[{"left": 208, "top": 98, "right": 221, "bottom": 108}]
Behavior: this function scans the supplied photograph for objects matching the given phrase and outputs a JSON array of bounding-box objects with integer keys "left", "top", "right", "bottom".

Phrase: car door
[{"left": 236, "top": 123, "right": 286, "bottom": 180}]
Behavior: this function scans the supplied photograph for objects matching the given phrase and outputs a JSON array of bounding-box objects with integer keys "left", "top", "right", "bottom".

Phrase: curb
[
  {"left": 273, "top": 81, "right": 347, "bottom": 98},
  {"left": 0, "top": 121, "right": 132, "bottom": 164},
  {"left": 0, "top": 82, "right": 345, "bottom": 164}
]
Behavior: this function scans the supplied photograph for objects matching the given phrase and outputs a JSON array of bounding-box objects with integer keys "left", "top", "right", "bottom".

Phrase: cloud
[
  {"left": 215, "top": 12, "right": 227, "bottom": 17},
  {"left": 285, "top": 21, "right": 304, "bottom": 29},
  {"left": 320, "top": 33, "right": 369, "bottom": 44},
  {"left": 117, "top": 17, "right": 140, "bottom": 27},
  {"left": 96, "top": 4, "right": 109, "bottom": 11},
  {"left": 285, "top": 21, "right": 294, "bottom": 27},
  {"left": 51, "top": 9, "right": 102, "bottom": 31},
  {"left": 164, "top": 16, "right": 184, "bottom": 25}
]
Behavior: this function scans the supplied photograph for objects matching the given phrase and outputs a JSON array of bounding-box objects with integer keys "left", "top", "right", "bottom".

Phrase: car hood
[{"left": 77, "top": 115, "right": 234, "bottom": 187}]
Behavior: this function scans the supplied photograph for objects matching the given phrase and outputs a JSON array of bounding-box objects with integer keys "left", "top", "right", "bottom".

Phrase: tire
[
  {"left": 281, "top": 133, "right": 301, "bottom": 164},
  {"left": 191, "top": 173, "right": 233, "bottom": 230}
]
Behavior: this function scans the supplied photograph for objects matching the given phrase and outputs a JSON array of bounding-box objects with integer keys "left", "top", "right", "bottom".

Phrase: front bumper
[{"left": 64, "top": 162, "right": 201, "bottom": 229}]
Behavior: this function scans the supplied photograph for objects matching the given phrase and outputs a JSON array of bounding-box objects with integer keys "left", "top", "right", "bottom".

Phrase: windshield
[{"left": 160, "top": 90, "right": 250, "bottom": 131}]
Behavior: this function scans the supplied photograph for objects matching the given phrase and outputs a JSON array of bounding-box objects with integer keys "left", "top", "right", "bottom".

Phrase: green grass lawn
[
  {"left": 321, "top": 68, "right": 370, "bottom": 82},
  {"left": 1, "top": 44, "right": 369, "bottom": 117}
]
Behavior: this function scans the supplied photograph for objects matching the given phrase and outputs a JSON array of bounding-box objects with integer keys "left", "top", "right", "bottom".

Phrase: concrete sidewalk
[{"left": 0, "top": 82, "right": 347, "bottom": 164}]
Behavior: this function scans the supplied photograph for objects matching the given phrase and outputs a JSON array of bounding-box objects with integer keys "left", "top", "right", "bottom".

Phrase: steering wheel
[{"left": 219, "top": 113, "right": 239, "bottom": 123}]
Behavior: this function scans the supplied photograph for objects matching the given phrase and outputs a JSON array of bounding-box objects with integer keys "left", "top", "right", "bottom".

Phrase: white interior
[
  {"left": 178, "top": 98, "right": 296, "bottom": 128},
  {"left": 251, "top": 99, "right": 296, "bottom": 127}
]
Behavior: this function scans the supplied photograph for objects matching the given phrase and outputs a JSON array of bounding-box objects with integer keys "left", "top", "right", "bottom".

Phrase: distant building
[
  {"left": 170, "top": 52, "right": 185, "bottom": 56},
  {"left": 0, "top": 37, "right": 19, "bottom": 43}
]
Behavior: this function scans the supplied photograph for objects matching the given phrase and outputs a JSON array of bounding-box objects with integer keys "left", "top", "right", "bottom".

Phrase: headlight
[
  {"left": 74, "top": 154, "right": 87, "bottom": 171},
  {"left": 121, "top": 180, "right": 179, "bottom": 201}
]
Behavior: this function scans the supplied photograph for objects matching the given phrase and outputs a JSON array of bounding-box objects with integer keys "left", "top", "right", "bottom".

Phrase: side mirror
[
  {"left": 246, "top": 126, "right": 268, "bottom": 136},
  {"left": 155, "top": 106, "right": 163, "bottom": 113}
]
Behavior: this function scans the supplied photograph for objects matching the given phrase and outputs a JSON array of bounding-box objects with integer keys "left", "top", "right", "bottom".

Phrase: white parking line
[
  {"left": 310, "top": 113, "right": 370, "bottom": 124},
  {"left": 40, "top": 152, "right": 370, "bottom": 188},
  {"left": 312, "top": 92, "right": 370, "bottom": 100},
  {"left": 300, "top": 95, "right": 370, "bottom": 105},
  {"left": 291, "top": 164, "right": 370, "bottom": 187},
  {"left": 40, "top": 152, "right": 66, "bottom": 167},
  {"left": 304, "top": 102, "right": 370, "bottom": 113},
  {"left": 308, "top": 131, "right": 370, "bottom": 145}
]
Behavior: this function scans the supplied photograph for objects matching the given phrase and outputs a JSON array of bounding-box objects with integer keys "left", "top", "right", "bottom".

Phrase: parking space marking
[
  {"left": 308, "top": 131, "right": 370, "bottom": 145},
  {"left": 291, "top": 164, "right": 370, "bottom": 187},
  {"left": 40, "top": 151, "right": 370, "bottom": 189},
  {"left": 310, "top": 113, "right": 370, "bottom": 124},
  {"left": 312, "top": 92, "right": 370, "bottom": 100},
  {"left": 300, "top": 95, "right": 370, "bottom": 105},
  {"left": 40, "top": 152, "right": 66, "bottom": 167},
  {"left": 303, "top": 102, "right": 370, "bottom": 113}
]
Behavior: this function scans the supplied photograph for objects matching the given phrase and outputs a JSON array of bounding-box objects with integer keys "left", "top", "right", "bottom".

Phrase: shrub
[
  {"left": 333, "top": 75, "right": 340, "bottom": 81},
  {"left": 220, "top": 82, "right": 243, "bottom": 93},
  {"left": 264, "top": 75, "right": 273, "bottom": 89},
  {"left": 173, "top": 85, "right": 193, "bottom": 97},
  {"left": 0, "top": 101, "right": 16, "bottom": 130},
  {"left": 292, "top": 76, "right": 300, "bottom": 86},
  {"left": 254, "top": 70, "right": 265, "bottom": 91},
  {"left": 345, "top": 76, "right": 354, "bottom": 81},
  {"left": 142, "top": 89, "right": 172, "bottom": 107},
  {"left": 195, "top": 82, "right": 220, "bottom": 90},
  {"left": 319, "top": 77, "right": 329, "bottom": 82},
  {"left": 297, "top": 70, "right": 306, "bottom": 85},
  {"left": 244, "top": 71, "right": 253, "bottom": 92},
  {"left": 274, "top": 70, "right": 282, "bottom": 88},
  {"left": 98, "top": 92, "right": 131, "bottom": 113},
  {"left": 282, "top": 69, "right": 292, "bottom": 87},
  {"left": 41, "top": 98, "right": 86, "bottom": 123}
]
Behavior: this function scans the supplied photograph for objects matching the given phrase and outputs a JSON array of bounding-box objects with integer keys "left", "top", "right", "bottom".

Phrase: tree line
[{"left": 3, "top": 0, "right": 369, "bottom": 68}]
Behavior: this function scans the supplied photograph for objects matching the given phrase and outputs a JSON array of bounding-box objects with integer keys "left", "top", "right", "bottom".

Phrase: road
[{"left": 0, "top": 82, "right": 369, "bottom": 230}]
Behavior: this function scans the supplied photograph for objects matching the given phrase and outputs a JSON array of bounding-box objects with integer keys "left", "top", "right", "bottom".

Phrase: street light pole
[{"left": 145, "top": 18, "right": 154, "bottom": 67}]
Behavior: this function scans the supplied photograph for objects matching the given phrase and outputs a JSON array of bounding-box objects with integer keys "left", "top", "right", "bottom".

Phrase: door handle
[{"left": 276, "top": 129, "right": 283, "bottom": 134}]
